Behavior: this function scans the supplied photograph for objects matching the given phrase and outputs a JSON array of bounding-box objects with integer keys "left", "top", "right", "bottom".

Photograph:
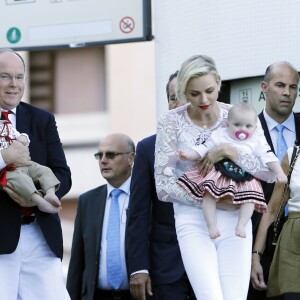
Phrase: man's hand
[
  {"left": 2, "top": 141, "right": 32, "bottom": 167},
  {"left": 250, "top": 255, "right": 267, "bottom": 291},
  {"left": 3, "top": 183, "right": 35, "bottom": 207},
  {"left": 130, "top": 273, "right": 153, "bottom": 300}
]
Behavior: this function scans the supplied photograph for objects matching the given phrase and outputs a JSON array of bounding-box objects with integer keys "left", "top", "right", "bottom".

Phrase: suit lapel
[
  {"left": 95, "top": 186, "right": 108, "bottom": 254},
  {"left": 16, "top": 103, "right": 31, "bottom": 133}
]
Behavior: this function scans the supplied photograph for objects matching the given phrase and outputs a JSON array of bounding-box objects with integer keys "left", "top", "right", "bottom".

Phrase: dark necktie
[{"left": 106, "top": 188, "right": 123, "bottom": 289}]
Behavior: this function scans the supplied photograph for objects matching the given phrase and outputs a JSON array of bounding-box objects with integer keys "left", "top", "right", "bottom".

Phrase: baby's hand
[
  {"left": 17, "top": 135, "right": 29, "bottom": 146},
  {"left": 178, "top": 150, "right": 188, "bottom": 161},
  {"left": 178, "top": 149, "right": 200, "bottom": 161},
  {"left": 275, "top": 172, "right": 288, "bottom": 184}
]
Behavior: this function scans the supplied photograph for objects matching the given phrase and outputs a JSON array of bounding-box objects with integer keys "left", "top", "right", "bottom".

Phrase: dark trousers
[
  {"left": 247, "top": 283, "right": 267, "bottom": 300},
  {"left": 151, "top": 273, "right": 196, "bottom": 300},
  {"left": 94, "top": 289, "right": 132, "bottom": 300}
]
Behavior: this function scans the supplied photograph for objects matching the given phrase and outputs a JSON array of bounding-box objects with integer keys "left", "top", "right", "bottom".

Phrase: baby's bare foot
[
  {"left": 208, "top": 225, "right": 221, "bottom": 239},
  {"left": 44, "top": 193, "right": 61, "bottom": 207},
  {"left": 37, "top": 201, "right": 61, "bottom": 214},
  {"left": 235, "top": 225, "right": 246, "bottom": 238},
  {"left": 31, "top": 193, "right": 61, "bottom": 214}
]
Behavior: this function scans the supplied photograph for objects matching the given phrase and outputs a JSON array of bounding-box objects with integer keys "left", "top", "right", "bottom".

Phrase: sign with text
[{"left": 0, "top": 0, "right": 152, "bottom": 50}]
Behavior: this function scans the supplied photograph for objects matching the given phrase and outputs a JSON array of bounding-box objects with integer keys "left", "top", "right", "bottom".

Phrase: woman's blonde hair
[{"left": 176, "top": 55, "right": 221, "bottom": 103}]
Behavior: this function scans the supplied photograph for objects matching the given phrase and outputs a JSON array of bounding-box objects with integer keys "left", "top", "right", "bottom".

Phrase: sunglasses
[{"left": 94, "top": 152, "right": 131, "bottom": 160}]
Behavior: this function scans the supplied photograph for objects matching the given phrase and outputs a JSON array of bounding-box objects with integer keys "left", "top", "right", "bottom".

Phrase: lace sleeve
[{"left": 154, "top": 113, "right": 201, "bottom": 207}]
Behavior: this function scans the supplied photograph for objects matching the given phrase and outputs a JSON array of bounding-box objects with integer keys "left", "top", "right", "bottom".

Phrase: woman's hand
[
  {"left": 196, "top": 143, "right": 238, "bottom": 175},
  {"left": 250, "top": 254, "right": 267, "bottom": 290}
]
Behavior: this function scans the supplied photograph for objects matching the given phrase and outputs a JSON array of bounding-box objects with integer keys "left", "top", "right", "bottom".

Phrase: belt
[
  {"left": 21, "top": 215, "right": 36, "bottom": 225},
  {"left": 94, "top": 289, "right": 131, "bottom": 300}
]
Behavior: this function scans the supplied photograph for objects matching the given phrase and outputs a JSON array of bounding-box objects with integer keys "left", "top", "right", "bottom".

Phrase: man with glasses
[
  {"left": 67, "top": 133, "right": 135, "bottom": 300},
  {"left": 0, "top": 48, "right": 72, "bottom": 299}
]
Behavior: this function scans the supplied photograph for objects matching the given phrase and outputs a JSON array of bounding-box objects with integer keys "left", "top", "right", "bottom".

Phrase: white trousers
[
  {"left": 0, "top": 221, "right": 70, "bottom": 300},
  {"left": 174, "top": 204, "right": 252, "bottom": 300}
]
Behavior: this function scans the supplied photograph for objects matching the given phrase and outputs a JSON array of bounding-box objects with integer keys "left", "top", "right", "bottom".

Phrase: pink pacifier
[{"left": 235, "top": 131, "right": 249, "bottom": 140}]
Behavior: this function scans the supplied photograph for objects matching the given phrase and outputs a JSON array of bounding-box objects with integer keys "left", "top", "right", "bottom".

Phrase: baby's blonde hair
[{"left": 228, "top": 102, "right": 257, "bottom": 121}]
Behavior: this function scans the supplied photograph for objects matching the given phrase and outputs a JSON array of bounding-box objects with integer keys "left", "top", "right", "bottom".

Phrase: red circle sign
[{"left": 119, "top": 17, "right": 135, "bottom": 34}]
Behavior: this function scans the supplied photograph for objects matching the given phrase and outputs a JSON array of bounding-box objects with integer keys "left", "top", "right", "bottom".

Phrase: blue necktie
[
  {"left": 275, "top": 124, "right": 287, "bottom": 162},
  {"left": 275, "top": 124, "right": 289, "bottom": 215},
  {"left": 106, "top": 189, "right": 123, "bottom": 289}
]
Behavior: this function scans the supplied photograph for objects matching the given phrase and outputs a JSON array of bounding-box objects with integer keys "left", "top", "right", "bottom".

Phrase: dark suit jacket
[
  {"left": 0, "top": 102, "right": 72, "bottom": 259},
  {"left": 252, "top": 112, "right": 300, "bottom": 232},
  {"left": 67, "top": 185, "right": 108, "bottom": 300},
  {"left": 126, "top": 135, "right": 185, "bottom": 285},
  {"left": 251, "top": 112, "right": 300, "bottom": 232}
]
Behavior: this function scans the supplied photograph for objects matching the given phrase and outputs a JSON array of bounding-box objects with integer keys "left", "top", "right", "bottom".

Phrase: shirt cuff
[{"left": 131, "top": 270, "right": 149, "bottom": 276}]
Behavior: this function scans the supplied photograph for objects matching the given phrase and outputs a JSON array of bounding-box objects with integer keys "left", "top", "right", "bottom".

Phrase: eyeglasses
[
  {"left": 94, "top": 152, "right": 131, "bottom": 160},
  {"left": 0, "top": 73, "right": 26, "bottom": 82},
  {"left": 169, "top": 96, "right": 178, "bottom": 103}
]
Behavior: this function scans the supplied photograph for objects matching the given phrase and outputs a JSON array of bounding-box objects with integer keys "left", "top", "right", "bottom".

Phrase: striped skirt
[{"left": 177, "top": 166, "right": 267, "bottom": 213}]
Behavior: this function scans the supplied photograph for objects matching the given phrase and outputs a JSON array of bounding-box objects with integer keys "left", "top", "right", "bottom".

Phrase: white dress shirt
[{"left": 263, "top": 109, "right": 296, "bottom": 151}]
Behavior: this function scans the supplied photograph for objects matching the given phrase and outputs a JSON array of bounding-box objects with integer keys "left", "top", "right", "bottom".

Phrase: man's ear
[
  {"left": 128, "top": 152, "right": 135, "bottom": 167},
  {"left": 261, "top": 81, "right": 268, "bottom": 93}
]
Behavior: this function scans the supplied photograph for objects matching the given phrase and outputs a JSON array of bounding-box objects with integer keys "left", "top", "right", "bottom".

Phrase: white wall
[{"left": 154, "top": 0, "right": 300, "bottom": 116}]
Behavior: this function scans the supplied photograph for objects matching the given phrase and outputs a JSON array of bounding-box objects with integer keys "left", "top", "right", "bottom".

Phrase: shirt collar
[
  {"left": 1, "top": 108, "right": 16, "bottom": 114},
  {"left": 106, "top": 176, "right": 131, "bottom": 197},
  {"left": 263, "top": 109, "right": 295, "bottom": 133}
]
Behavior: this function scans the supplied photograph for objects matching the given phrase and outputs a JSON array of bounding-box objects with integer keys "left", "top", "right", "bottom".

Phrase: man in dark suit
[
  {"left": 126, "top": 72, "right": 195, "bottom": 300},
  {"left": 248, "top": 61, "right": 300, "bottom": 300},
  {"left": 67, "top": 133, "right": 135, "bottom": 300},
  {"left": 0, "top": 49, "right": 72, "bottom": 299}
]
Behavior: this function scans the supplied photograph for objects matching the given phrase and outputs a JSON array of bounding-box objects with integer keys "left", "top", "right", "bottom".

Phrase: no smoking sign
[{"left": 119, "top": 16, "right": 135, "bottom": 34}]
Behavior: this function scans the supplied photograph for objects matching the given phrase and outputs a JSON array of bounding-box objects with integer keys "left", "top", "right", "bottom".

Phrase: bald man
[{"left": 67, "top": 133, "right": 135, "bottom": 300}]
